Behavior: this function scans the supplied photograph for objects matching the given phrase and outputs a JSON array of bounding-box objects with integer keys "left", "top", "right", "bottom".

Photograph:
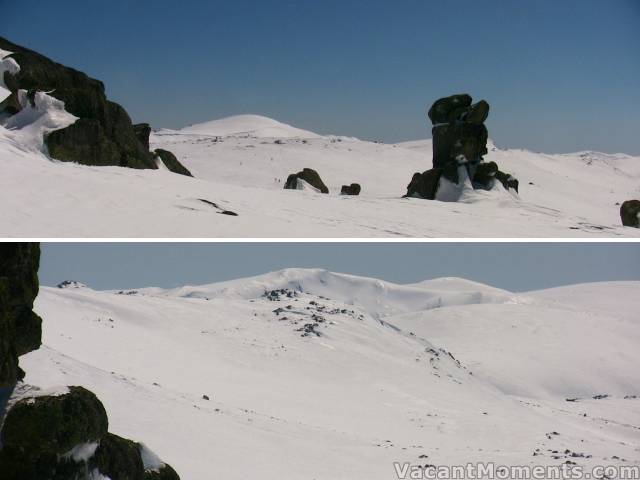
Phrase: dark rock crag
[
  {"left": 405, "top": 94, "right": 519, "bottom": 199},
  {"left": 340, "top": 183, "right": 361, "bottom": 196},
  {"left": 0, "top": 244, "right": 42, "bottom": 392},
  {"left": 0, "top": 36, "right": 190, "bottom": 176},
  {"left": 0, "top": 243, "right": 180, "bottom": 480},
  {"left": 620, "top": 200, "right": 640, "bottom": 227},
  {"left": 284, "top": 168, "right": 329, "bottom": 193}
]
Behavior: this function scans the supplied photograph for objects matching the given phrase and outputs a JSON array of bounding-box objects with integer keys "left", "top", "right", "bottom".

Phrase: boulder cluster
[
  {"left": 405, "top": 94, "right": 518, "bottom": 200},
  {"left": 0, "top": 244, "right": 180, "bottom": 480},
  {"left": 284, "top": 168, "right": 361, "bottom": 196},
  {"left": 0, "top": 36, "right": 190, "bottom": 177}
]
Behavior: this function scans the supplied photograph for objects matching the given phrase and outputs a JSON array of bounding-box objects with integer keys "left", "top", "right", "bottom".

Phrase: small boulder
[
  {"left": 284, "top": 168, "right": 329, "bottom": 193},
  {"left": 133, "top": 123, "right": 151, "bottom": 151},
  {"left": 340, "top": 183, "right": 361, "bottom": 195},
  {"left": 495, "top": 170, "right": 519, "bottom": 193},
  {"left": 405, "top": 169, "right": 442, "bottom": 200},
  {"left": 154, "top": 149, "right": 193, "bottom": 177},
  {"left": 620, "top": 200, "right": 640, "bottom": 227}
]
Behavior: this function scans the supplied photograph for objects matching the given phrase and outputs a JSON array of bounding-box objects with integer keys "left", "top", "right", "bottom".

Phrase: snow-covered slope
[
  {"left": 1, "top": 109, "right": 639, "bottom": 237},
  {"left": 21, "top": 271, "right": 640, "bottom": 479}
]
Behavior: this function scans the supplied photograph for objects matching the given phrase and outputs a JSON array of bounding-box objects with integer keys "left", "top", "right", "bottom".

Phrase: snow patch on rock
[{"left": 139, "top": 443, "right": 166, "bottom": 472}]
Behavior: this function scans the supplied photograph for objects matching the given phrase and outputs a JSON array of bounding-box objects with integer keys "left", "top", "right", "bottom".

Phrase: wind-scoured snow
[
  {"left": 20, "top": 271, "right": 640, "bottom": 479},
  {"left": 0, "top": 48, "right": 19, "bottom": 102},
  {"left": 1, "top": 112, "right": 639, "bottom": 237}
]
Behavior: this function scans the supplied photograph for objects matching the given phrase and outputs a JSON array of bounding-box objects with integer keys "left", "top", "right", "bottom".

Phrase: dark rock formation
[
  {"left": 495, "top": 170, "right": 519, "bottom": 193},
  {"left": 133, "top": 123, "right": 151, "bottom": 152},
  {"left": 0, "top": 243, "right": 42, "bottom": 389},
  {"left": 428, "top": 94, "right": 489, "bottom": 169},
  {"left": 405, "top": 169, "right": 442, "bottom": 200},
  {"left": 0, "top": 244, "right": 180, "bottom": 480},
  {"left": 154, "top": 149, "right": 193, "bottom": 177},
  {"left": 0, "top": 36, "right": 155, "bottom": 169},
  {"left": 0, "top": 36, "right": 189, "bottom": 176},
  {"left": 284, "top": 168, "right": 329, "bottom": 193},
  {"left": 620, "top": 200, "right": 640, "bottom": 227},
  {"left": 90, "top": 433, "right": 144, "bottom": 480},
  {"left": 404, "top": 94, "right": 519, "bottom": 199},
  {"left": 1, "top": 386, "right": 108, "bottom": 456},
  {"left": 472, "top": 161, "right": 498, "bottom": 190},
  {"left": 340, "top": 183, "right": 361, "bottom": 195}
]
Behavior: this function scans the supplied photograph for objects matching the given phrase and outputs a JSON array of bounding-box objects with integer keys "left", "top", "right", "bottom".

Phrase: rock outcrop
[
  {"left": 405, "top": 94, "right": 519, "bottom": 199},
  {"left": 0, "top": 244, "right": 42, "bottom": 391},
  {"left": 0, "top": 243, "right": 180, "bottom": 480},
  {"left": 154, "top": 149, "right": 193, "bottom": 177},
  {"left": 340, "top": 183, "right": 361, "bottom": 195},
  {"left": 0, "top": 36, "right": 190, "bottom": 176},
  {"left": 620, "top": 200, "right": 640, "bottom": 227},
  {"left": 284, "top": 168, "right": 329, "bottom": 193}
]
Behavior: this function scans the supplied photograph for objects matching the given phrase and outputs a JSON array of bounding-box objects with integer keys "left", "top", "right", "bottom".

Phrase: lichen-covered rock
[
  {"left": 0, "top": 243, "right": 42, "bottom": 388},
  {"left": 284, "top": 168, "right": 329, "bottom": 193},
  {"left": 1, "top": 386, "right": 108, "bottom": 457},
  {"left": 340, "top": 183, "right": 361, "bottom": 195},
  {"left": 154, "top": 149, "right": 193, "bottom": 177},
  {"left": 90, "top": 433, "right": 145, "bottom": 480},
  {"left": 0, "top": 36, "right": 156, "bottom": 170},
  {"left": 620, "top": 199, "right": 640, "bottom": 227}
]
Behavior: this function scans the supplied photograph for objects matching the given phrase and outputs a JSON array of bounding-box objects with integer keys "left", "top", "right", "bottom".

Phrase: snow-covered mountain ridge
[{"left": 21, "top": 271, "right": 640, "bottom": 479}]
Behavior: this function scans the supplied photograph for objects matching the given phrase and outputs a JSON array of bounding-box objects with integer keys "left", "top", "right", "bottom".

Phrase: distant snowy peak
[
  {"left": 178, "top": 114, "right": 321, "bottom": 139},
  {"left": 56, "top": 280, "right": 88, "bottom": 289},
  {"left": 142, "top": 268, "right": 515, "bottom": 317}
]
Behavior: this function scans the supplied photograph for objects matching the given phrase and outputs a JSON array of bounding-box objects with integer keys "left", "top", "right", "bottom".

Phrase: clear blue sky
[
  {"left": 3, "top": 1, "right": 639, "bottom": 153},
  {"left": 39, "top": 243, "right": 640, "bottom": 292}
]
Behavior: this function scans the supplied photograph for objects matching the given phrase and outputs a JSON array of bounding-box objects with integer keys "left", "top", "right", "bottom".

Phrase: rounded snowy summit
[{"left": 179, "top": 114, "right": 320, "bottom": 139}]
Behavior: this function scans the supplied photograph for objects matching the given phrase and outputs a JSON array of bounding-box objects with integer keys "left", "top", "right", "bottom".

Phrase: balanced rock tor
[{"left": 405, "top": 94, "right": 519, "bottom": 200}]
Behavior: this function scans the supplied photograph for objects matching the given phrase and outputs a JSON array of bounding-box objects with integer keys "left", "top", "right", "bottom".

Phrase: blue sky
[
  {"left": 3, "top": 0, "right": 639, "bottom": 153},
  {"left": 39, "top": 243, "right": 640, "bottom": 292}
]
